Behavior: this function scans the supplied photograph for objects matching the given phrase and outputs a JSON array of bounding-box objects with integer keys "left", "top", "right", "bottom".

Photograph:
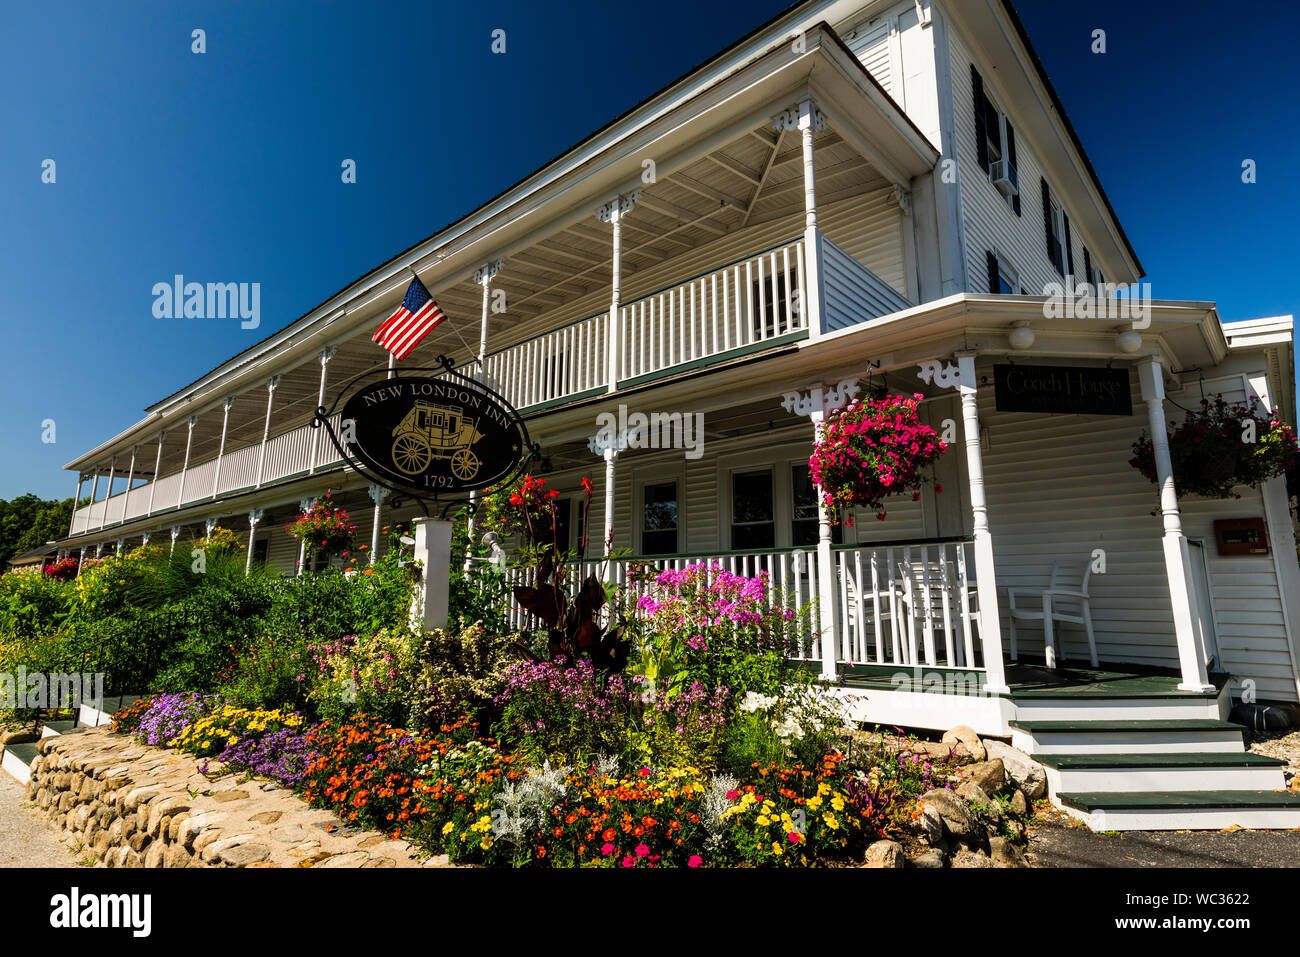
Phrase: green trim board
[
  {"left": 615, "top": 330, "right": 807, "bottom": 390},
  {"left": 1057, "top": 790, "right": 1300, "bottom": 811},
  {"left": 1034, "top": 752, "right": 1285, "bottom": 769},
  {"left": 1009, "top": 719, "right": 1244, "bottom": 733}
]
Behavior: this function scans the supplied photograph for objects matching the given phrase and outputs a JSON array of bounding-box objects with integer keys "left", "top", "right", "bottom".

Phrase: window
[
  {"left": 791, "top": 465, "right": 842, "bottom": 546},
  {"left": 641, "top": 482, "right": 678, "bottom": 555},
  {"left": 971, "top": 65, "right": 1020, "bottom": 215},
  {"left": 985, "top": 250, "right": 1022, "bottom": 295},
  {"left": 751, "top": 265, "right": 800, "bottom": 340},
  {"left": 253, "top": 537, "right": 269, "bottom": 566},
  {"left": 1040, "top": 180, "right": 1074, "bottom": 276},
  {"left": 534, "top": 497, "right": 572, "bottom": 552},
  {"left": 731, "top": 469, "right": 775, "bottom": 549},
  {"left": 1083, "top": 247, "right": 1104, "bottom": 289}
]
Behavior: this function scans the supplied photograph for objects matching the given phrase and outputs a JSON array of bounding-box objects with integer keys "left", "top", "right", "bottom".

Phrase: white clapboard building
[{"left": 56, "top": 0, "right": 1300, "bottom": 828}]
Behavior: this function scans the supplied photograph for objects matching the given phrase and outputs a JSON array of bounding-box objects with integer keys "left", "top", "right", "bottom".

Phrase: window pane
[
  {"left": 791, "top": 465, "right": 818, "bottom": 523},
  {"left": 642, "top": 481, "right": 677, "bottom": 555},
  {"left": 732, "top": 470, "right": 773, "bottom": 523},
  {"left": 732, "top": 469, "right": 774, "bottom": 549}
]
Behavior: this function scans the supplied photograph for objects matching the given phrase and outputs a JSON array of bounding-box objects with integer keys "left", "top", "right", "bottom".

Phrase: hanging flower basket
[
  {"left": 285, "top": 494, "right": 357, "bottom": 561},
  {"left": 809, "top": 392, "right": 947, "bottom": 522},
  {"left": 195, "top": 525, "right": 245, "bottom": 556},
  {"left": 1129, "top": 395, "right": 1299, "bottom": 499}
]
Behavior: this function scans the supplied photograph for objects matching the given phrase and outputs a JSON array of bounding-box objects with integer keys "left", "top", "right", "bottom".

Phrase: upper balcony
[{"left": 63, "top": 24, "right": 938, "bottom": 541}]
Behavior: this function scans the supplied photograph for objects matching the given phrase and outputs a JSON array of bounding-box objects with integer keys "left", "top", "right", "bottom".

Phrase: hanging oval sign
[{"left": 338, "top": 375, "right": 527, "bottom": 494}]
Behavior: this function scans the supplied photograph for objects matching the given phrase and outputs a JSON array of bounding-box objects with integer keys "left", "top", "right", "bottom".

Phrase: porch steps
[
  {"left": 1009, "top": 719, "right": 1246, "bottom": 755},
  {"left": 1, "top": 742, "right": 39, "bottom": 786},
  {"left": 1055, "top": 790, "right": 1300, "bottom": 832},
  {"left": 1036, "top": 751, "right": 1287, "bottom": 794},
  {"left": 1007, "top": 688, "right": 1300, "bottom": 830}
]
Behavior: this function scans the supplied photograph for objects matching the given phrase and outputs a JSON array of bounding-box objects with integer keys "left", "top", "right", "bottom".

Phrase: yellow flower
[
  {"left": 831, "top": 795, "right": 845, "bottom": 812},
  {"left": 756, "top": 816, "right": 770, "bottom": 827},
  {"left": 823, "top": 812, "right": 839, "bottom": 830},
  {"left": 772, "top": 842, "right": 783, "bottom": 856},
  {"left": 442, "top": 822, "right": 454, "bottom": 836}
]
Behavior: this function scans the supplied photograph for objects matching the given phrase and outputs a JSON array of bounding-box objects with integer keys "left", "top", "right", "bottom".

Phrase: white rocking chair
[{"left": 1007, "top": 558, "right": 1098, "bottom": 668}]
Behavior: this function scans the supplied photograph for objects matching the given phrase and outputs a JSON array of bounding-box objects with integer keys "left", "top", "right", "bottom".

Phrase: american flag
[{"left": 372, "top": 273, "right": 445, "bottom": 360}]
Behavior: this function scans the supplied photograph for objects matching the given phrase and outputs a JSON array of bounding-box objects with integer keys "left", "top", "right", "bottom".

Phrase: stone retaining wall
[{"left": 26, "top": 727, "right": 438, "bottom": 868}]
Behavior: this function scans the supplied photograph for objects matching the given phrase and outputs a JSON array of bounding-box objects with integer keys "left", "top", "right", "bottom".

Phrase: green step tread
[
  {"left": 1009, "top": 719, "right": 1244, "bottom": 733},
  {"left": 4, "top": 743, "right": 38, "bottom": 765},
  {"left": 1059, "top": 790, "right": 1300, "bottom": 811},
  {"left": 42, "top": 720, "right": 76, "bottom": 733},
  {"left": 1036, "top": 752, "right": 1285, "bottom": 769}
]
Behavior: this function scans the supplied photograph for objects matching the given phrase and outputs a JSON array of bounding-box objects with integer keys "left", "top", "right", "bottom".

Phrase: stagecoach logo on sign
[{"left": 332, "top": 372, "right": 531, "bottom": 496}]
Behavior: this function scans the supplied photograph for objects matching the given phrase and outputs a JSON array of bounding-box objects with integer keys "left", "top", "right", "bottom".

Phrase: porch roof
[{"left": 62, "top": 12, "right": 936, "bottom": 477}]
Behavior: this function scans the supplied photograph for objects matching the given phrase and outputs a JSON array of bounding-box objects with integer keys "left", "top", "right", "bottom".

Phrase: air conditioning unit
[{"left": 990, "top": 158, "right": 1019, "bottom": 198}]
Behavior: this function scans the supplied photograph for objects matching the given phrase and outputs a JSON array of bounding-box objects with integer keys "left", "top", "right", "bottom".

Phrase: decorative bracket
[
  {"left": 248, "top": 508, "right": 264, "bottom": 526},
  {"left": 597, "top": 190, "right": 641, "bottom": 223},
  {"left": 916, "top": 359, "right": 969, "bottom": 391},
  {"left": 891, "top": 185, "right": 912, "bottom": 217},
  {"left": 204, "top": 517, "right": 218, "bottom": 536},
  {"left": 367, "top": 484, "right": 391, "bottom": 504},
  {"left": 773, "top": 104, "right": 827, "bottom": 133},
  {"left": 473, "top": 260, "right": 504, "bottom": 285},
  {"left": 781, "top": 377, "right": 860, "bottom": 418},
  {"left": 319, "top": 345, "right": 337, "bottom": 365},
  {"left": 298, "top": 497, "right": 317, "bottom": 514},
  {"left": 267, "top": 374, "right": 281, "bottom": 392}
]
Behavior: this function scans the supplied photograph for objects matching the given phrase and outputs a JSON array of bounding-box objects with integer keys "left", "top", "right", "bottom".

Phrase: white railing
[
  {"left": 820, "top": 236, "right": 912, "bottom": 332},
  {"left": 829, "top": 539, "right": 980, "bottom": 670},
  {"left": 484, "top": 312, "right": 608, "bottom": 410},
  {"left": 494, "top": 539, "right": 981, "bottom": 674},
  {"left": 500, "top": 546, "right": 827, "bottom": 660},
  {"left": 617, "top": 238, "right": 807, "bottom": 383},
  {"left": 70, "top": 414, "right": 346, "bottom": 535}
]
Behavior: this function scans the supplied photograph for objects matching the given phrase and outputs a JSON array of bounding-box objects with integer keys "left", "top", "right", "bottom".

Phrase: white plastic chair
[{"left": 1007, "top": 558, "right": 1098, "bottom": 668}]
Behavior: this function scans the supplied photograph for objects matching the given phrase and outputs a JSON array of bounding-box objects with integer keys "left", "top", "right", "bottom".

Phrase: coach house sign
[
  {"left": 317, "top": 359, "right": 536, "bottom": 500},
  {"left": 993, "top": 363, "right": 1132, "bottom": 416}
]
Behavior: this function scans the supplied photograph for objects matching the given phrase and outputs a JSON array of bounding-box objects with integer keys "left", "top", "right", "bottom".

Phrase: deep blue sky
[{"left": 1, "top": 0, "right": 1295, "bottom": 499}]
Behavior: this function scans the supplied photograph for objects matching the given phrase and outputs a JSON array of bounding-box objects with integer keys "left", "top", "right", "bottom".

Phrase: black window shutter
[
  {"left": 971, "top": 65, "right": 988, "bottom": 172},
  {"left": 1040, "top": 178, "right": 1058, "bottom": 271},
  {"left": 1005, "top": 120, "right": 1021, "bottom": 215},
  {"left": 1084, "top": 246, "right": 1094, "bottom": 284},
  {"left": 1063, "top": 214, "right": 1074, "bottom": 277},
  {"left": 986, "top": 250, "right": 1000, "bottom": 294}
]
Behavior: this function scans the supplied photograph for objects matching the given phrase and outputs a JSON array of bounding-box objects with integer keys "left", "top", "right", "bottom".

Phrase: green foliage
[
  {"left": 0, "top": 571, "right": 71, "bottom": 641},
  {"left": 0, "top": 494, "right": 74, "bottom": 567},
  {"left": 412, "top": 622, "right": 525, "bottom": 728}
]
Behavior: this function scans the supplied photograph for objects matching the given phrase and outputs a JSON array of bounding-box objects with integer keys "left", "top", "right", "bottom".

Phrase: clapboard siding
[
  {"left": 948, "top": 31, "right": 1092, "bottom": 296},
  {"left": 977, "top": 360, "right": 1297, "bottom": 701}
]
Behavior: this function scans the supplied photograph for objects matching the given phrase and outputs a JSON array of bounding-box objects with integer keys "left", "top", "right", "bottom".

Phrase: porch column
[
  {"left": 98, "top": 456, "right": 117, "bottom": 529},
  {"left": 466, "top": 261, "right": 503, "bottom": 570},
  {"left": 115, "top": 537, "right": 124, "bottom": 556},
  {"left": 368, "top": 485, "right": 389, "bottom": 565},
  {"left": 603, "top": 446, "right": 618, "bottom": 555},
  {"left": 87, "top": 471, "right": 100, "bottom": 530},
  {"left": 169, "top": 525, "right": 180, "bottom": 555},
  {"left": 955, "top": 352, "right": 1009, "bottom": 694},
  {"left": 148, "top": 430, "right": 165, "bottom": 516},
  {"left": 776, "top": 99, "right": 826, "bottom": 338},
  {"left": 255, "top": 375, "right": 280, "bottom": 487},
  {"left": 176, "top": 416, "right": 197, "bottom": 508},
  {"left": 808, "top": 389, "right": 839, "bottom": 681},
  {"left": 69, "top": 473, "right": 84, "bottom": 536},
  {"left": 598, "top": 193, "right": 638, "bottom": 393},
  {"left": 120, "top": 445, "right": 138, "bottom": 524},
  {"left": 246, "top": 509, "right": 263, "bottom": 574},
  {"left": 297, "top": 497, "right": 316, "bottom": 576},
  {"left": 1138, "top": 358, "right": 1214, "bottom": 691},
  {"left": 141, "top": 531, "right": 150, "bottom": 547},
  {"left": 212, "top": 396, "right": 235, "bottom": 498},
  {"left": 309, "top": 348, "right": 335, "bottom": 473},
  {"left": 77, "top": 546, "right": 86, "bottom": 578}
]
